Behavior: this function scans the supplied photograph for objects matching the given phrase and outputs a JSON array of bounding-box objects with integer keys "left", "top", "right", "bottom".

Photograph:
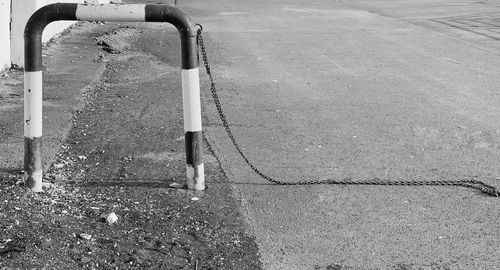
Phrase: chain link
[{"left": 195, "top": 25, "right": 499, "bottom": 197}]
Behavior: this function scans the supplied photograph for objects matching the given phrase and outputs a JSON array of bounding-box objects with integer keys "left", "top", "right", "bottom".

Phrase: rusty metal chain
[{"left": 195, "top": 24, "right": 499, "bottom": 197}]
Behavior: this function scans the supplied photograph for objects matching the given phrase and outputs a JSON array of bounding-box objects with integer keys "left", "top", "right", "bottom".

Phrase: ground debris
[
  {"left": 79, "top": 233, "right": 92, "bottom": 240},
  {"left": 101, "top": 212, "right": 119, "bottom": 224}
]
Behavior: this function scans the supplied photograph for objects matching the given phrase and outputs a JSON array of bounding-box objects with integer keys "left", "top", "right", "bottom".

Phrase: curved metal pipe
[{"left": 23, "top": 3, "right": 203, "bottom": 192}]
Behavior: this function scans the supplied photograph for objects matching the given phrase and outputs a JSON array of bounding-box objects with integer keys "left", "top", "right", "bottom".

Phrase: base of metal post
[
  {"left": 24, "top": 137, "right": 43, "bottom": 192},
  {"left": 187, "top": 164, "right": 205, "bottom": 190}
]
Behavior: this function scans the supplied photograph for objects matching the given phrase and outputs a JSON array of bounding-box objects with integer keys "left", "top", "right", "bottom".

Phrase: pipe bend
[
  {"left": 145, "top": 5, "right": 196, "bottom": 37},
  {"left": 24, "top": 3, "right": 78, "bottom": 40}
]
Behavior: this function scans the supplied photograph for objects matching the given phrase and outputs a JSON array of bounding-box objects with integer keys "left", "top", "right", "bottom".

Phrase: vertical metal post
[
  {"left": 145, "top": 4, "right": 205, "bottom": 191},
  {"left": 23, "top": 71, "right": 43, "bottom": 192},
  {"left": 23, "top": 4, "right": 77, "bottom": 192},
  {"left": 181, "top": 35, "right": 204, "bottom": 190}
]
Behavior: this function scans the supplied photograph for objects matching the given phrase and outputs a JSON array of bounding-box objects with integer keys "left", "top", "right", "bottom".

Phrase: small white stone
[
  {"left": 106, "top": 212, "right": 118, "bottom": 224},
  {"left": 169, "top": 183, "right": 183, "bottom": 188},
  {"left": 79, "top": 233, "right": 92, "bottom": 240},
  {"left": 191, "top": 197, "right": 200, "bottom": 202}
]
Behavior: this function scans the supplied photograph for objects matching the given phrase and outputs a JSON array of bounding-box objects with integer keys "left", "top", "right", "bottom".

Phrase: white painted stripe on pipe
[
  {"left": 181, "top": 68, "right": 202, "bottom": 131},
  {"left": 187, "top": 164, "right": 205, "bottom": 190},
  {"left": 76, "top": 4, "right": 146, "bottom": 21},
  {"left": 24, "top": 71, "right": 43, "bottom": 138}
]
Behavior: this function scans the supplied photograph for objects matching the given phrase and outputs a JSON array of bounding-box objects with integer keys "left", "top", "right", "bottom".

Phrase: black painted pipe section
[{"left": 24, "top": 3, "right": 78, "bottom": 72}]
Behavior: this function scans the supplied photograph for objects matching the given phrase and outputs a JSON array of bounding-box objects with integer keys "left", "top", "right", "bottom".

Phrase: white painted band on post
[
  {"left": 24, "top": 71, "right": 43, "bottom": 138},
  {"left": 181, "top": 68, "right": 202, "bottom": 131},
  {"left": 24, "top": 170, "right": 43, "bottom": 192},
  {"left": 187, "top": 164, "right": 205, "bottom": 190},
  {"left": 75, "top": 4, "right": 146, "bottom": 21}
]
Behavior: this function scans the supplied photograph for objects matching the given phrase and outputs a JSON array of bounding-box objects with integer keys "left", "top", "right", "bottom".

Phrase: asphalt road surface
[{"left": 174, "top": 0, "right": 500, "bottom": 269}]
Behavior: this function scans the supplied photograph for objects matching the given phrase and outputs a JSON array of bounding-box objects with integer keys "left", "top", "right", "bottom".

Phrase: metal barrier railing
[{"left": 24, "top": 3, "right": 204, "bottom": 192}]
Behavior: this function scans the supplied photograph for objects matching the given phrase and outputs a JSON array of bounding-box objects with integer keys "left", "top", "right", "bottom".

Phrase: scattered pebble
[
  {"left": 81, "top": 256, "right": 91, "bottom": 263},
  {"left": 79, "top": 233, "right": 92, "bottom": 240},
  {"left": 105, "top": 212, "right": 119, "bottom": 224},
  {"left": 169, "top": 183, "right": 183, "bottom": 188},
  {"left": 42, "top": 182, "right": 54, "bottom": 189},
  {"left": 78, "top": 155, "right": 87, "bottom": 160},
  {"left": 191, "top": 197, "right": 200, "bottom": 202}
]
